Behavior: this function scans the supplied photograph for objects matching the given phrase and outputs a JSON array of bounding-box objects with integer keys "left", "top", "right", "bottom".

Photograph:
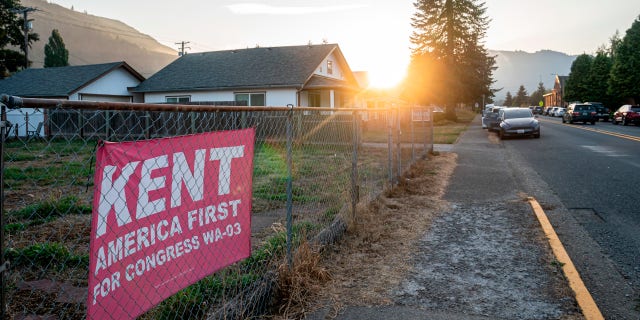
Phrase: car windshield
[
  {"left": 503, "top": 109, "right": 533, "bottom": 119},
  {"left": 574, "top": 105, "right": 593, "bottom": 111}
]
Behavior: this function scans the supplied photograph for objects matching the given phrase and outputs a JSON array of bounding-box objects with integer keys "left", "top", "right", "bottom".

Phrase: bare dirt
[
  {"left": 285, "top": 152, "right": 457, "bottom": 318},
  {"left": 292, "top": 150, "right": 583, "bottom": 320}
]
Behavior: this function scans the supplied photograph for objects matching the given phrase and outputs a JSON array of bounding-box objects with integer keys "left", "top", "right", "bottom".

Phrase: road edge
[{"left": 528, "top": 197, "right": 604, "bottom": 320}]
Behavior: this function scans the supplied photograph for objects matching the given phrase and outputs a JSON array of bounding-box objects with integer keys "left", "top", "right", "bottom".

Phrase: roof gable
[
  {"left": 0, "top": 62, "right": 144, "bottom": 98},
  {"left": 135, "top": 44, "right": 357, "bottom": 93}
]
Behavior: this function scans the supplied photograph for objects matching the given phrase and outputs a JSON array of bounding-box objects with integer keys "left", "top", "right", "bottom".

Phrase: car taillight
[
  {"left": 573, "top": 112, "right": 580, "bottom": 116},
  {"left": 591, "top": 112, "right": 596, "bottom": 115}
]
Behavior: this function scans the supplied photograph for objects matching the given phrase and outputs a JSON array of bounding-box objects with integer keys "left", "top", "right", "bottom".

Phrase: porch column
[{"left": 330, "top": 90, "right": 335, "bottom": 109}]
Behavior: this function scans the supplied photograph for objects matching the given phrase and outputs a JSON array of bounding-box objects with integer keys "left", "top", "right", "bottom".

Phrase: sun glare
[{"left": 366, "top": 63, "right": 408, "bottom": 89}]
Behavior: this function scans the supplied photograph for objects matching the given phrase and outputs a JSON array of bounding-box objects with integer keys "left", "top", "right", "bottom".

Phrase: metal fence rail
[{"left": 0, "top": 95, "right": 433, "bottom": 319}]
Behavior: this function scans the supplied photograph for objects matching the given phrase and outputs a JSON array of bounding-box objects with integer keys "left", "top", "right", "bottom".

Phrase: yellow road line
[
  {"left": 539, "top": 119, "right": 640, "bottom": 142},
  {"left": 528, "top": 197, "right": 604, "bottom": 320}
]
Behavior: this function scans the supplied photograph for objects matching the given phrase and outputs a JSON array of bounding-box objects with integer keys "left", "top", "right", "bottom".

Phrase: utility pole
[
  {"left": 12, "top": 7, "right": 37, "bottom": 68},
  {"left": 176, "top": 41, "right": 190, "bottom": 56}
]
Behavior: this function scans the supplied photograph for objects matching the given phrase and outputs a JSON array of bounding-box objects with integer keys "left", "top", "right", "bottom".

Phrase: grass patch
[
  {"left": 145, "top": 222, "right": 315, "bottom": 320},
  {"left": 9, "top": 196, "right": 92, "bottom": 221},
  {"left": 5, "top": 242, "right": 89, "bottom": 270}
]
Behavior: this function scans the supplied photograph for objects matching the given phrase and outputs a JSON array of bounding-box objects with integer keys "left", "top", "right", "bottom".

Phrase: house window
[
  {"left": 327, "top": 60, "right": 333, "bottom": 75},
  {"left": 166, "top": 96, "right": 190, "bottom": 103},
  {"left": 235, "top": 92, "right": 265, "bottom": 106}
]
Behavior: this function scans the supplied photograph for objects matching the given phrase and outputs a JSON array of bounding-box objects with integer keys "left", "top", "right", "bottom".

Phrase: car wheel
[
  {"left": 622, "top": 117, "right": 628, "bottom": 126},
  {"left": 499, "top": 130, "right": 504, "bottom": 140},
  {"left": 533, "top": 132, "right": 540, "bottom": 139},
  {"left": 569, "top": 118, "right": 574, "bottom": 124},
  {"left": 562, "top": 117, "right": 566, "bottom": 123}
]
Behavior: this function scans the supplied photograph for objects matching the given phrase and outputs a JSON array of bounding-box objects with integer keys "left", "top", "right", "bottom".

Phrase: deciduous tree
[
  {"left": 0, "top": 0, "right": 39, "bottom": 77},
  {"left": 609, "top": 15, "right": 640, "bottom": 104},
  {"left": 564, "top": 54, "right": 593, "bottom": 102}
]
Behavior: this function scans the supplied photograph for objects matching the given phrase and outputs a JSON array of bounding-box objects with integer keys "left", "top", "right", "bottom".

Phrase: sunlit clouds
[{"left": 226, "top": 3, "right": 368, "bottom": 15}]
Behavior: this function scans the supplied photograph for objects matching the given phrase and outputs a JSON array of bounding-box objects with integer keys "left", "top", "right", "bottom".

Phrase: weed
[{"left": 550, "top": 259, "right": 566, "bottom": 268}]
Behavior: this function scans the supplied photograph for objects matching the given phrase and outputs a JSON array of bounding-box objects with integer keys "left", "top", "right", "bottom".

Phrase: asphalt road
[{"left": 499, "top": 115, "right": 640, "bottom": 319}]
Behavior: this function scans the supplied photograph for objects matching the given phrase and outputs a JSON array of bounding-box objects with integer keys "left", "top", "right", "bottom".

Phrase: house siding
[
  {"left": 144, "top": 88, "right": 298, "bottom": 107},
  {"left": 315, "top": 52, "right": 346, "bottom": 80},
  {"left": 69, "top": 67, "right": 142, "bottom": 100}
]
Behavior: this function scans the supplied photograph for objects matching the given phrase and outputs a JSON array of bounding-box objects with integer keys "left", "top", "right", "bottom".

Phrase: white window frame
[
  {"left": 235, "top": 92, "right": 266, "bottom": 106},
  {"left": 165, "top": 95, "right": 191, "bottom": 103}
]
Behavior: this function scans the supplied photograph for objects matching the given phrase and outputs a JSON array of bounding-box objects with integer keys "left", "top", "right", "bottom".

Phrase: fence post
[
  {"left": 410, "top": 107, "right": 415, "bottom": 162},
  {"left": 351, "top": 111, "right": 359, "bottom": 221},
  {"left": 0, "top": 103, "right": 6, "bottom": 319},
  {"left": 430, "top": 106, "right": 435, "bottom": 154},
  {"left": 387, "top": 109, "right": 394, "bottom": 184},
  {"left": 396, "top": 108, "right": 402, "bottom": 180},
  {"left": 285, "top": 104, "right": 294, "bottom": 268},
  {"left": 423, "top": 106, "right": 428, "bottom": 158}
]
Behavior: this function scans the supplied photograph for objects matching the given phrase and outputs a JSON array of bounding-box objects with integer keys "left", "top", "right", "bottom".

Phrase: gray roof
[
  {"left": 0, "top": 62, "right": 144, "bottom": 98},
  {"left": 134, "top": 44, "right": 359, "bottom": 93}
]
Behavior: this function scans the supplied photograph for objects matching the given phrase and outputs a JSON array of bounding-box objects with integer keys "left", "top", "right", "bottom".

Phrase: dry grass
[{"left": 270, "top": 152, "right": 458, "bottom": 319}]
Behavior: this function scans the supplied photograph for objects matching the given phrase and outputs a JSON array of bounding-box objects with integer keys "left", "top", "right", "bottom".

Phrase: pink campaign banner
[{"left": 87, "top": 128, "right": 255, "bottom": 320}]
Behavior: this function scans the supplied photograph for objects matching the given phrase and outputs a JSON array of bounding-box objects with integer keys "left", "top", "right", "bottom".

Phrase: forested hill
[
  {"left": 490, "top": 49, "right": 577, "bottom": 103},
  {"left": 22, "top": 0, "right": 177, "bottom": 77}
]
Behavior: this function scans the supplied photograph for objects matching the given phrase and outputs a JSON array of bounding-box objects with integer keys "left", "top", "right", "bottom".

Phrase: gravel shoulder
[{"left": 304, "top": 116, "right": 582, "bottom": 320}]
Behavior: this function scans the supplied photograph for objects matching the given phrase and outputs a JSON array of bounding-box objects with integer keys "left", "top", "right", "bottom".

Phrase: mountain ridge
[
  {"left": 22, "top": 0, "right": 177, "bottom": 77},
  {"left": 17, "top": 0, "right": 576, "bottom": 98}
]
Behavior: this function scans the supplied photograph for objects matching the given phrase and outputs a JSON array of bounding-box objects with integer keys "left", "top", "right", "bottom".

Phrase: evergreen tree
[
  {"left": 504, "top": 91, "right": 513, "bottom": 107},
  {"left": 0, "top": 0, "right": 39, "bottom": 77},
  {"left": 513, "top": 85, "right": 529, "bottom": 107},
  {"left": 44, "top": 29, "right": 69, "bottom": 67},
  {"left": 564, "top": 54, "right": 593, "bottom": 102},
  {"left": 529, "top": 82, "right": 546, "bottom": 106},
  {"left": 406, "top": 0, "right": 494, "bottom": 120},
  {"left": 609, "top": 16, "right": 640, "bottom": 104},
  {"left": 587, "top": 50, "right": 613, "bottom": 106}
]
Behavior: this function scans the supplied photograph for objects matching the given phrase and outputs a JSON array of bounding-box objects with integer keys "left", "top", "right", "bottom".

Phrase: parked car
[
  {"left": 532, "top": 106, "right": 544, "bottom": 115},
  {"left": 544, "top": 106, "right": 557, "bottom": 116},
  {"left": 486, "top": 106, "right": 504, "bottom": 131},
  {"left": 497, "top": 107, "right": 540, "bottom": 139},
  {"left": 586, "top": 102, "right": 610, "bottom": 122},
  {"left": 548, "top": 107, "right": 560, "bottom": 117},
  {"left": 611, "top": 104, "right": 640, "bottom": 125},
  {"left": 554, "top": 107, "right": 566, "bottom": 117},
  {"left": 562, "top": 103, "right": 596, "bottom": 124}
]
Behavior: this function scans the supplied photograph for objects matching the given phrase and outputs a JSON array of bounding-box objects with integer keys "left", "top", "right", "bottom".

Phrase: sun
[{"left": 366, "top": 62, "right": 408, "bottom": 89}]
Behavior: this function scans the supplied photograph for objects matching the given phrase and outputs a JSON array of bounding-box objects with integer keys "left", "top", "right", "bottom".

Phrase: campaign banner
[{"left": 87, "top": 128, "right": 255, "bottom": 320}]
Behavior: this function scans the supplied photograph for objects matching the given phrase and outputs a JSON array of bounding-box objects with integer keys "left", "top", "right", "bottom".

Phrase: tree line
[
  {"left": 1, "top": 0, "right": 69, "bottom": 78},
  {"left": 502, "top": 82, "right": 547, "bottom": 108},
  {"left": 564, "top": 16, "right": 640, "bottom": 108}
]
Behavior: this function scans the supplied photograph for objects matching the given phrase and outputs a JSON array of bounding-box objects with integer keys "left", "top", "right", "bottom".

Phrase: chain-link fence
[{"left": 0, "top": 95, "right": 433, "bottom": 319}]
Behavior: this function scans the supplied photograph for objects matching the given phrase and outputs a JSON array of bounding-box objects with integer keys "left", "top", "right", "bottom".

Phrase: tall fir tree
[
  {"left": 405, "top": 0, "right": 495, "bottom": 120},
  {"left": 504, "top": 91, "right": 513, "bottom": 107},
  {"left": 609, "top": 16, "right": 640, "bottom": 104},
  {"left": 564, "top": 54, "right": 593, "bottom": 102},
  {"left": 513, "top": 85, "right": 529, "bottom": 107},
  {"left": 44, "top": 29, "right": 69, "bottom": 67}
]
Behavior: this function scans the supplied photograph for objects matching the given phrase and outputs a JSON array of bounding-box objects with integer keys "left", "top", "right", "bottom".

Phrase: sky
[{"left": 45, "top": 0, "right": 640, "bottom": 88}]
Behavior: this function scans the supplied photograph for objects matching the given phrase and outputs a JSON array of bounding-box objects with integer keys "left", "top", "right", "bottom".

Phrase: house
[
  {"left": 543, "top": 74, "right": 568, "bottom": 108},
  {"left": 133, "top": 44, "right": 363, "bottom": 109},
  {"left": 0, "top": 61, "right": 145, "bottom": 137}
]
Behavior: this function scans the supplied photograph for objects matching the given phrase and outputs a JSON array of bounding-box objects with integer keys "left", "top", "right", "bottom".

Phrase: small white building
[
  {"left": 0, "top": 61, "right": 144, "bottom": 137},
  {"left": 133, "top": 44, "right": 363, "bottom": 109}
]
